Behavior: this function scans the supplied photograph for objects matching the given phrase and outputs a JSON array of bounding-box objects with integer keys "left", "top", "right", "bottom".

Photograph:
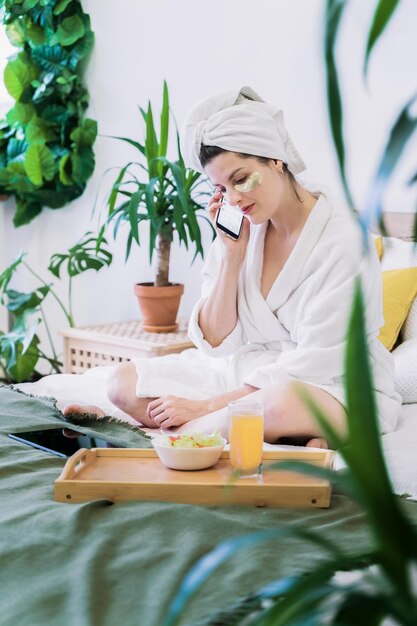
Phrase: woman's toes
[
  {"left": 306, "top": 437, "right": 328, "bottom": 449},
  {"left": 63, "top": 404, "right": 106, "bottom": 418}
]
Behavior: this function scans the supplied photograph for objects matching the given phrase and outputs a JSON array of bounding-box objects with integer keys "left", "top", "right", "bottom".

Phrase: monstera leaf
[{"left": 48, "top": 231, "right": 112, "bottom": 278}]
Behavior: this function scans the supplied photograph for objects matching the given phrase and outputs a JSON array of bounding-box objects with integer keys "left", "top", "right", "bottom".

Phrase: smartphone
[
  {"left": 8, "top": 428, "right": 123, "bottom": 458},
  {"left": 215, "top": 198, "right": 244, "bottom": 240}
]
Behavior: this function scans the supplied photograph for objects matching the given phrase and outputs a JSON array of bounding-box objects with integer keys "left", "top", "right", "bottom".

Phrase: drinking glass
[{"left": 228, "top": 400, "right": 264, "bottom": 477}]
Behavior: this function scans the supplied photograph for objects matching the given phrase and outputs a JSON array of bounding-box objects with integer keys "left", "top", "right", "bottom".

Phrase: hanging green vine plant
[{"left": 0, "top": 0, "right": 97, "bottom": 226}]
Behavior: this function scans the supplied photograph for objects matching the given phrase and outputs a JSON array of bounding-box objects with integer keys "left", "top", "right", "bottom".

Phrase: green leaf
[
  {"left": 5, "top": 21, "right": 25, "bottom": 47},
  {"left": 58, "top": 153, "right": 72, "bottom": 185},
  {"left": 126, "top": 190, "right": 141, "bottom": 246},
  {"left": 6, "top": 138, "right": 27, "bottom": 162},
  {"left": 323, "top": 0, "right": 355, "bottom": 209},
  {"left": 53, "top": 15, "right": 85, "bottom": 47},
  {"left": 364, "top": 0, "right": 401, "bottom": 76},
  {"left": 333, "top": 590, "right": 389, "bottom": 624},
  {"left": 144, "top": 102, "right": 159, "bottom": 176},
  {"left": 163, "top": 527, "right": 352, "bottom": 626},
  {"left": 342, "top": 282, "right": 417, "bottom": 579},
  {"left": 41, "top": 104, "right": 68, "bottom": 124},
  {"left": 70, "top": 118, "right": 97, "bottom": 148},
  {"left": 6, "top": 102, "right": 35, "bottom": 125},
  {"left": 408, "top": 171, "right": 417, "bottom": 186},
  {"left": 268, "top": 460, "right": 356, "bottom": 499},
  {"left": 25, "top": 119, "right": 52, "bottom": 144},
  {"left": 5, "top": 333, "right": 40, "bottom": 383},
  {"left": 24, "top": 143, "right": 55, "bottom": 185},
  {"left": 70, "top": 146, "right": 95, "bottom": 184},
  {"left": 0, "top": 252, "right": 25, "bottom": 297},
  {"left": 105, "top": 135, "right": 145, "bottom": 156},
  {"left": 4, "top": 55, "right": 36, "bottom": 101},
  {"left": 363, "top": 94, "right": 417, "bottom": 228},
  {"left": 172, "top": 196, "right": 188, "bottom": 247},
  {"left": 32, "top": 45, "right": 71, "bottom": 74},
  {"left": 53, "top": 0, "right": 73, "bottom": 15},
  {"left": 6, "top": 286, "right": 49, "bottom": 316},
  {"left": 0, "top": 317, "right": 40, "bottom": 374},
  {"left": 144, "top": 177, "right": 160, "bottom": 229},
  {"left": 175, "top": 127, "right": 185, "bottom": 171},
  {"left": 6, "top": 164, "right": 36, "bottom": 193},
  {"left": 25, "top": 21, "right": 46, "bottom": 45},
  {"left": 27, "top": 188, "right": 70, "bottom": 209},
  {"left": 13, "top": 199, "right": 42, "bottom": 226},
  {"left": 250, "top": 558, "right": 363, "bottom": 626},
  {"left": 23, "top": 0, "right": 40, "bottom": 10},
  {"left": 48, "top": 232, "right": 112, "bottom": 278},
  {"left": 106, "top": 162, "right": 136, "bottom": 216},
  {"left": 157, "top": 80, "right": 170, "bottom": 176},
  {"left": 71, "top": 29, "right": 94, "bottom": 61}
]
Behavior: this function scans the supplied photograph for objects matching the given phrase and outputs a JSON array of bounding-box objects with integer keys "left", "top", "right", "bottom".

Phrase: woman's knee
[
  {"left": 106, "top": 361, "right": 138, "bottom": 409},
  {"left": 263, "top": 396, "right": 290, "bottom": 443},
  {"left": 261, "top": 381, "right": 347, "bottom": 443}
]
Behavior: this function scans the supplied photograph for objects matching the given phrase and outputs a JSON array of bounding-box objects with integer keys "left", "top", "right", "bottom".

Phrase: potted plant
[
  {"left": 0, "top": 229, "right": 112, "bottom": 382},
  {"left": 104, "top": 81, "right": 213, "bottom": 332}
]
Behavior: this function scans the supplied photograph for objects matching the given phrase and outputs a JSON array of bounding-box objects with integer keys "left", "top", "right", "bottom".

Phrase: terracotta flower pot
[{"left": 134, "top": 283, "right": 184, "bottom": 333}]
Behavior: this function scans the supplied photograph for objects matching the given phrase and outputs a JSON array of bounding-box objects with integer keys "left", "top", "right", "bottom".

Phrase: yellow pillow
[
  {"left": 374, "top": 236, "right": 384, "bottom": 260},
  {"left": 378, "top": 267, "right": 417, "bottom": 350}
]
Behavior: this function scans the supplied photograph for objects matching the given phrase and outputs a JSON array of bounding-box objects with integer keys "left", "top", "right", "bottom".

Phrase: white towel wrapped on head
[{"left": 180, "top": 85, "right": 306, "bottom": 175}]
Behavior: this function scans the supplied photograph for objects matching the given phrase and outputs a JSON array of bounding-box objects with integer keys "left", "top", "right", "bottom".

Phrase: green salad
[{"left": 156, "top": 432, "right": 224, "bottom": 448}]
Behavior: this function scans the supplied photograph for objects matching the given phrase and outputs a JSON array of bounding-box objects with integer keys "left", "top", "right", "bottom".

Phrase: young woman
[{"left": 65, "top": 86, "right": 401, "bottom": 446}]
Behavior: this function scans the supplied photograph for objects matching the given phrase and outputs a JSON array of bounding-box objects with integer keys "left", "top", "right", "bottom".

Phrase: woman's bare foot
[
  {"left": 63, "top": 404, "right": 106, "bottom": 419},
  {"left": 61, "top": 405, "right": 107, "bottom": 438},
  {"left": 306, "top": 437, "right": 328, "bottom": 449},
  {"left": 63, "top": 403, "right": 159, "bottom": 429}
]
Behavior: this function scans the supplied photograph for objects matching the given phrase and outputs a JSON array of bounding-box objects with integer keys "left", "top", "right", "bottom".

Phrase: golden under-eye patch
[{"left": 234, "top": 171, "right": 262, "bottom": 192}]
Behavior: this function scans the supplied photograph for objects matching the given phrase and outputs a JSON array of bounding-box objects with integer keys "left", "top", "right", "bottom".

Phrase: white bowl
[{"left": 152, "top": 436, "right": 226, "bottom": 471}]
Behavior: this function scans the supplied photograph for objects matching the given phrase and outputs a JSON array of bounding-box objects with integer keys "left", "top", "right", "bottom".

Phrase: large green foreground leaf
[
  {"left": 161, "top": 281, "right": 417, "bottom": 625},
  {"left": 323, "top": 0, "right": 354, "bottom": 209},
  {"left": 363, "top": 95, "right": 417, "bottom": 229},
  {"left": 364, "top": 0, "right": 401, "bottom": 75}
]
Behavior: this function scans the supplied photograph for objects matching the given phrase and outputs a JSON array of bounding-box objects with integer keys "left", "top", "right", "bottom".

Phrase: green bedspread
[{"left": 1, "top": 384, "right": 417, "bottom": 626}]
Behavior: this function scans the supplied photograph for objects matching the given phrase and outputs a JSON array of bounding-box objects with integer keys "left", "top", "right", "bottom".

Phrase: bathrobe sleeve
[
  {"left": 188, "top": 238, "right": 245, "bottom": 356},
  {"left": 243, "top": 239, "right": 382, "bottom": 389}
]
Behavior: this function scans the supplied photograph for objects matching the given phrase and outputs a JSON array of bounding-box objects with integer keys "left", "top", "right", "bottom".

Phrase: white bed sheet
[{"left": 15, "top": 366, "right": 417, "bottom": 501}]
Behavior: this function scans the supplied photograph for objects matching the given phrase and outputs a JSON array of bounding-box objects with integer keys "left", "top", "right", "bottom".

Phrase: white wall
[{"left": 1, "top": 0, "right": 416, "bottom": 369}]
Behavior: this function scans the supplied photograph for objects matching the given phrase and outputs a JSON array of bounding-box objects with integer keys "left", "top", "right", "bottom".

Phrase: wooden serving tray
[{"left": 54, "top": 448, "right": 334, "bottom": 508}]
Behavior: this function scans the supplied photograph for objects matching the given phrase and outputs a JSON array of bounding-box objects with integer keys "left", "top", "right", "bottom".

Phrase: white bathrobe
[{"left": 133, "top": 192, "right": 402, "bottom": 433}]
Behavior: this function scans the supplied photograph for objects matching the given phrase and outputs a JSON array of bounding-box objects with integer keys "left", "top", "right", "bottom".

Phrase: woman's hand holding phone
[{"left": 207, "top": 190, "right": 250, "bottom": 264}]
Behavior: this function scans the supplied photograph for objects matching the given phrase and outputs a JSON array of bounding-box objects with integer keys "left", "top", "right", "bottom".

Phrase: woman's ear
[{"left": 272, "top": 159, "right": 284, "bottom": 174}]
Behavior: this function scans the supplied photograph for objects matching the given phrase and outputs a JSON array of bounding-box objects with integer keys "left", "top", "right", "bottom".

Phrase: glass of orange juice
[{"left": 228, "top": 400, "right": 264, "bottom": 477}]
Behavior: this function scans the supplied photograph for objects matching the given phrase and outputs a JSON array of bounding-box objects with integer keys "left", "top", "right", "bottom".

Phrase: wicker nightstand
[{"left": 60, "top": 319, "right": 194, "bottom": 374}]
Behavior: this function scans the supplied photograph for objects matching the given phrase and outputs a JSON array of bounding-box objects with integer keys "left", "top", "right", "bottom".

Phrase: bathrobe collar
[{"left": 240, "top": 193, "right": 331, "bottom": 340}]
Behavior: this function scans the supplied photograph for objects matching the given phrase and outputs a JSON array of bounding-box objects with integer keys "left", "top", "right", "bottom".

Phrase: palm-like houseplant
[{"left": 104, "top": 81, "right": 213, "bottom": 332}]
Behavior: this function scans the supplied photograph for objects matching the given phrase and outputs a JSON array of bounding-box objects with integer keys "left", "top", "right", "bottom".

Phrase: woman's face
[{"left": 204, "top": 152, "right": 285, "bottom": 225}]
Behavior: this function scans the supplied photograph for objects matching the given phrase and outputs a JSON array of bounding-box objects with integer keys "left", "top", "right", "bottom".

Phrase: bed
[{"left": 1, "top": 214, "right": 417, "bottom": 626}]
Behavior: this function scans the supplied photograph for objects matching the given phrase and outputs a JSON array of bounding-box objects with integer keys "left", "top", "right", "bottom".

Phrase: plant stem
[
  {"left": 68, "top": 276, "right": 73, "bottom": 326},
  {"left": 22, "top": 260, "right": 74, "bottom": 327},
  {"left": 36, "top": 348, "right": 62, "bottom": 374},
  {"left": 39, "top": 305, "right": 58, "bottom": 363}
]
